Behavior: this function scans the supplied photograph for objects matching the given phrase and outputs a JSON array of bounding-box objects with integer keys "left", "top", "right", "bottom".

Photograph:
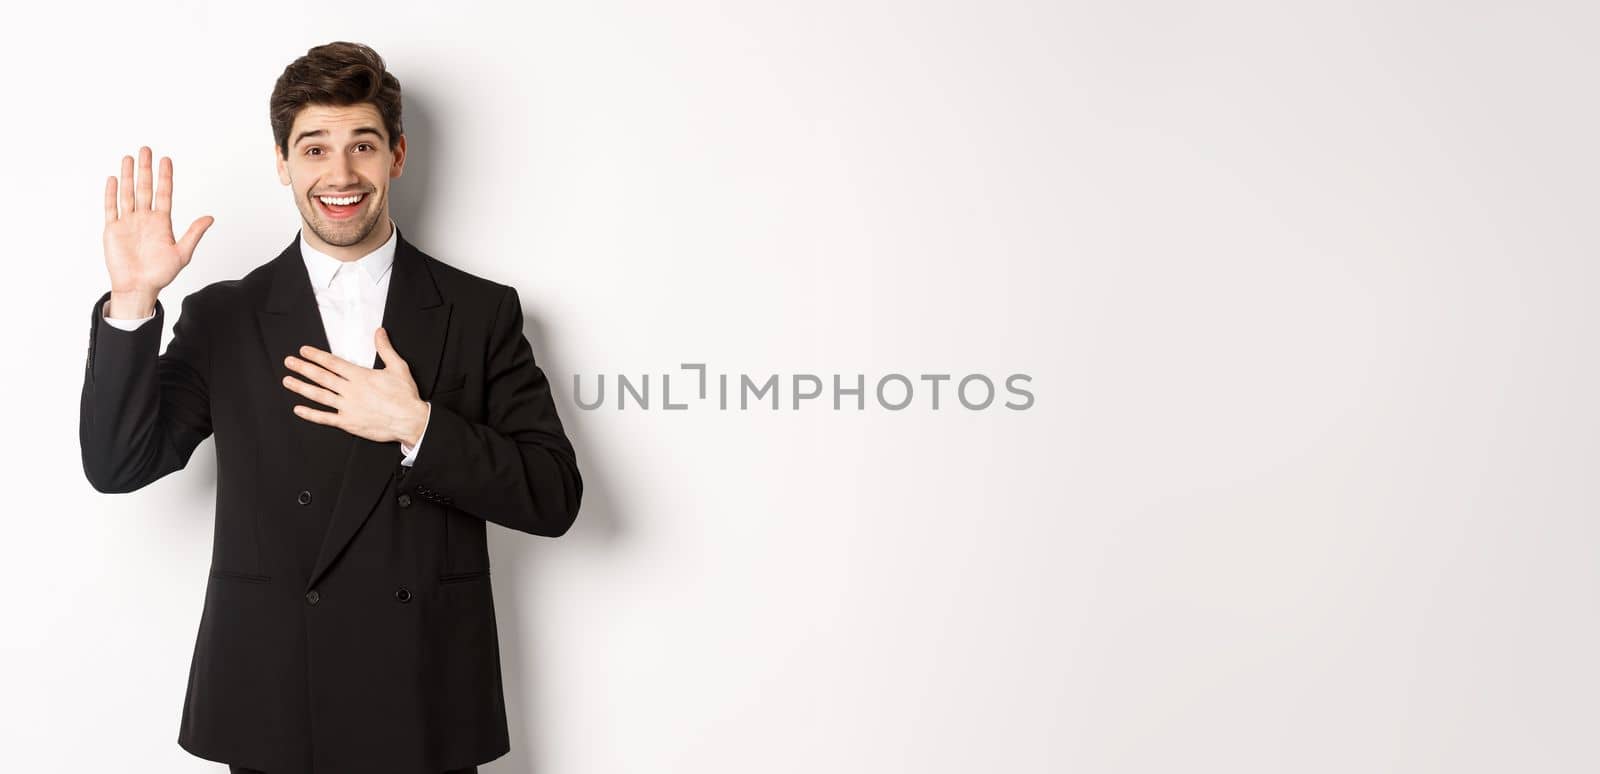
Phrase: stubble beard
[{"left": 303, "top": 192, "right": 384, "bottom": 248}]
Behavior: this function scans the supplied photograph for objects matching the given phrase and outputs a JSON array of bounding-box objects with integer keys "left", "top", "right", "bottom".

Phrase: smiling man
[{"left": 78, "top": 41, "right": 583, "bottom": 774}]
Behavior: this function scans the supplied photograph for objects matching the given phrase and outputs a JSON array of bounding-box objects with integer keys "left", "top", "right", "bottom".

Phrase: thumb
[
  {"left": 177, "top": 215, "right": 214, "bottom": 264},
  {"left": 375, "top": 327, "right": 404, "bottom": 366}
]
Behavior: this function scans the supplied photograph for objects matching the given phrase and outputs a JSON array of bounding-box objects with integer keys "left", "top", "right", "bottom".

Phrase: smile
[{"left": 316, "top": 192, "right": 367, "bottom": 219}]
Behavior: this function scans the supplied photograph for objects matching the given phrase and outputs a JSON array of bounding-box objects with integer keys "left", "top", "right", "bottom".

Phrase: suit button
[
  {"left": 305, "top": 589, "right": 320, "bottom": 605},
  {"left": 397, "top": 493, "right": 412, "bottom": 507},
  {"left": 297, "top": 490, "right": 313, "bottom": 505},
  {"left": 395, "top": 587, "right": 412, "bottom": 603}
]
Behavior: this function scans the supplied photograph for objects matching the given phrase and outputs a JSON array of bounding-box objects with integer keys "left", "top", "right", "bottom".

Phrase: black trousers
[{"left": 229, "top": 768, "right": 477, "bottom": 773}]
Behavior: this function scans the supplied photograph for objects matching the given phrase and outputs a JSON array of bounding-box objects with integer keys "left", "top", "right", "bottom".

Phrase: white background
[{"left": 4, "top": 1, "right": 1597, "bottom": 772}]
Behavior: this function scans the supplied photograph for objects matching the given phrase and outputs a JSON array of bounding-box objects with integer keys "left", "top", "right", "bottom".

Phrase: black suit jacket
[{"left": 79, "top": 225, "right": 583, "bottom": 774}]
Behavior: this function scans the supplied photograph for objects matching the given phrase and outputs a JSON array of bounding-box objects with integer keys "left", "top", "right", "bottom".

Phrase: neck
[{"left": 304, "top": 215, "right": 394, "bottom": 262}]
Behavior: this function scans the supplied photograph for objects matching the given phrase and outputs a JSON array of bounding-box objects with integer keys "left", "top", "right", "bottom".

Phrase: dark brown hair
[{"left": 270, "top": 41, "right": 404, "bottom": 159}]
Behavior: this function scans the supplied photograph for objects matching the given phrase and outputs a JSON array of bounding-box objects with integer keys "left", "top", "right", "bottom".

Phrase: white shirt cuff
[{"left": 102, "top": 299, "right": 157, "bottom": 330}]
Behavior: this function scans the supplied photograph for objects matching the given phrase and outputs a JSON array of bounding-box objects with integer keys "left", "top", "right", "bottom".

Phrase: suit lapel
[
  {"left": 255, "top": 224, "right": 453, "bottom": 594},
  {"left": 257, "top": 236, "right": 343, "bottom": 471}
]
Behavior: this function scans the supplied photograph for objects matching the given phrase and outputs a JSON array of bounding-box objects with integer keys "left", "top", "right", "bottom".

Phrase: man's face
[{"left": 275, "top": 102, "right": 405, "bottom": 252}]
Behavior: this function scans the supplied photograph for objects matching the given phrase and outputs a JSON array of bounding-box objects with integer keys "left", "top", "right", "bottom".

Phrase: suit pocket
[
  {"left": 438, "top": 569, "right": 490, "bottom": 585},
  {"left": 430, "top": 373, "right": 467, "bottom": 398},
  {"left": 209, "top": 568, "right": 271, "bottom": 583}
]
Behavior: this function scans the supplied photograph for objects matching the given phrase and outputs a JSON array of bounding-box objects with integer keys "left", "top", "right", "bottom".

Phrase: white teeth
[{"left": 318, "top": 193, "right": 364, "bottom": 206}]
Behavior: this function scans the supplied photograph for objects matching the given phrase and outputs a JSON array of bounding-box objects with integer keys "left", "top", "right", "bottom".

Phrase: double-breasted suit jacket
[{"left": 78, "top": 225, "right": 584, "bottom": 774}]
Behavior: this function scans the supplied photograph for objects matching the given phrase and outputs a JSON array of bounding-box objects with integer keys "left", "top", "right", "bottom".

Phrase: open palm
[{"left": 103, "top": 146, "right": 213, "bottom": 295}]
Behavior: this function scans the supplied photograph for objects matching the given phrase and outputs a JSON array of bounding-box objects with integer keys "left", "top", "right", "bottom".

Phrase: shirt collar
[{"left": 300, "top": 218, "right": 399, "bottom": 290}]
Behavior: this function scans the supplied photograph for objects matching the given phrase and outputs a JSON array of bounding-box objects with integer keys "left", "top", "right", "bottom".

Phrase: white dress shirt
[{"left": 100, "top": 218, "right": 431, "bottom": 465}]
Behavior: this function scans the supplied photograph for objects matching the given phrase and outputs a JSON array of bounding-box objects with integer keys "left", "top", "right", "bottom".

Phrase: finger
[
  {"left": 282, "top": 374, "right": 343, "bottom": 408},
  {"left": 287, "top": 352, "right": 351, "bottom": 388},
  {"left": 119, "top": 154, "right": 134, "bottom": 218},
  {"left": 135, "top": 146, "right": 153, "bottom": 211},
  {"left": 296, "top": 345, "right": 359, "bottom": 378},
  {"left": 104, "top": 176, "right": 118, "bottom": 224},
  {"left": 154, "top": 156, "right": 172, "bottom": 212},
  {"left": 177, "top": 215, "right": 214, "bottom": 264},
  {"left": 291, "top": 404, "right": 339, "bottom": 427}
]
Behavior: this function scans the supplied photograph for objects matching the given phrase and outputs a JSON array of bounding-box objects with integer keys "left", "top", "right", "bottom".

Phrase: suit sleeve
[
  {"left": 400, "top": 285, "right": 583, "bottom": 537},
  {"left": 79, "top": 289, "right": 214, "bottom": 493}
]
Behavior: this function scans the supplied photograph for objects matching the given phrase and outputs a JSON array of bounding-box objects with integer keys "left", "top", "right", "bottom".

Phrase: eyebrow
[{"left": 293, "top": 126, "right": 385, "bottom": 147}]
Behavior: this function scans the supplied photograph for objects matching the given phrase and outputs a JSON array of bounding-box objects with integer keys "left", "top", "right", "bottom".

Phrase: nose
[{"left": 326, "top": 153, "right": 360, "bottom": 187}]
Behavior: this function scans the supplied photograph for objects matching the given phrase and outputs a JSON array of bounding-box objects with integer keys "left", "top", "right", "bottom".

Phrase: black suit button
[
  {"left": 398, "top": 493, "right": 412, "bottom": 507},
  {"left": 297, "top": 490, "right": 313, "bottom": 505},
  {"left": 395, "top": 587, "right": 412, "bottom": 603},
  {"left": 305, "top": 589, "right": 320, "bottom": 605}
]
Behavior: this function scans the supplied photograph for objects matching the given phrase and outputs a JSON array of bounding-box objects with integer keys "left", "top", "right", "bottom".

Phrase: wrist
[
  {"left": 406, "top": 399, "right": 431, "bottom": 447},
  {"left": 108, "top": 289, "right": 158, "bottom": 318}
]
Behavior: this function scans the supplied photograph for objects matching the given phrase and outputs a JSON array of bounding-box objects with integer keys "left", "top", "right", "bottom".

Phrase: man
[{"left": 78, "top": 41, "right": 583, "bottom": 774}]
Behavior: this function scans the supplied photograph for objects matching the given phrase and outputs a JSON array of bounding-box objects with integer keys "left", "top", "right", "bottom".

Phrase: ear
[
  {"left": 275, "top": 142, "right": 291, "bottom": 185},
  {"left": 390, "top": 133, "right": 406, "bottom": 180}
]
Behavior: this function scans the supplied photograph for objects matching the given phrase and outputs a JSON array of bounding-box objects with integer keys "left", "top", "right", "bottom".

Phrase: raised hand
[{"left": 103, "top": 146, "right": 214, "bottom": 307}]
